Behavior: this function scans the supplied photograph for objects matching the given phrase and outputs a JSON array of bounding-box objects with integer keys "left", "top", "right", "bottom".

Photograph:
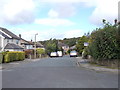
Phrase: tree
[
  {"left": 76, "top": 36, "right": 89, "bottom": 55},
  {"left": 45, "top": 39, "right": 58, "bottom": 54},
  {"left": 36, "top": 48, "right": 45, "bottom": 58},
  {"left": 88, "top": 19, "right": 120, "bottom": 60},
  {"left": 63, "top": 37, "right": 79, "bottom": 47}
]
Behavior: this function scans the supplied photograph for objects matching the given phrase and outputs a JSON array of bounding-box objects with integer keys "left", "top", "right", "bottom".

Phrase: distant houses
[
  {"left": 19, "top": 35, "right": 34, "bottom": 50},
  {"left": 0, "top": 27, "right": 44, "bottom": 52},
  {"left": 36, "top": 42, "right": 45, "bottom": 49},
  {"left": 58, "top": 41, "right": 69, "bottom": 53}
]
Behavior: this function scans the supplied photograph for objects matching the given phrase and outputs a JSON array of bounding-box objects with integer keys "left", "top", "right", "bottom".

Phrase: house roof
[
  {"left": 0, "top": 31, "right": 10, "bottom": 38},
  {"left": 70, "top": 45, "right": 76, "bottom": 49},
  {"left": 58, "top": 42, "right": 69, "bottom": 47},
  {"left": 36, "top": 42, "right": 44, "bottom": 48},
  {"left": 28, "top": 41, "right": 34, "bottom": 45},
  {"left": 0, "top": 27, "right": 20, "bottom": 40},
  {"left": 4, "top": 43, "right": 24, "bottom": 49},
  {"left": 20, "top": 38, "right": 34, "bottom": 45}
]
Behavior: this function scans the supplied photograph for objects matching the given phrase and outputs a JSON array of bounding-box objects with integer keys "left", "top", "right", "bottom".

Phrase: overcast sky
[{"left": 0, "top": 0, "right": 119, "bottom": 41}]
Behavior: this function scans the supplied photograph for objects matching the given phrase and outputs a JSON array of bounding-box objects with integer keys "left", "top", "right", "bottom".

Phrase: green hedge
[
  {"left": 0, "top": 53, "right": 3, "bottom": 64},
  {"left": 88, "top": 23, "right": 120, "bottom": 60},
  {"left": 4, "top": 51, "right": 25, "bottom": 63}
]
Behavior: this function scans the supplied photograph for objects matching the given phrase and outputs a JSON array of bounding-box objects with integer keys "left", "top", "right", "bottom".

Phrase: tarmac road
[{"left": 2, "top": 56, "right": 118, "bottom": 88}]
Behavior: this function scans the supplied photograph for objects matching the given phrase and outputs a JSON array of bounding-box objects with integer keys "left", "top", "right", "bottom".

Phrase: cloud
[
  {"left": 39, "top": 0, "right": 96, "bottom": 4},
  {"left": 41, "top": 0, "right": 97, "bottom": 18},
  {"left": 35, "top": 18, "right": 76, "bottom": 26},
  {"left": 1, "top": 0, "right": 118, "bottom": 27},
  {"left": 89, "top": 0, "right": 119, "bottom": 25},
  {"left": 64, "top": 30, "right": 84, "bottom": 38},
  {"left": 11, "top": 28, "right": 83, "bottom": 41},
  {"left": 13, "top": 28, "right": 64, "bottom": 41},
  {"left": 42, "top": 0, "right": 118, "bottom": 25},
  {"left": 52, "top": 3, "right": 76, "bottom": 18},
  {"left": 0, "top": 0, "right": 35, "bottom": 25},
  {"left": 48, "top": 9, "right": 59, "bottom": 18}
]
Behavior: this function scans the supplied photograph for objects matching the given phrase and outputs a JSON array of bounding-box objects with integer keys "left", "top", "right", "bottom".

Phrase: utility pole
[{"left": 34, "top": 33, "right": 38, "bottom": 59}]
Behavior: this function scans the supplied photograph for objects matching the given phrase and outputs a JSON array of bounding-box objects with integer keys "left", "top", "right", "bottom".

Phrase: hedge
[
  {"left": 0, "top": 53, "right": 3, "bottom": 64},
  {"left": 4, "top": 51, "right": 25, "bottom": 63},
  {"left": 88, "top": 23, "right": 120, "bottom": 60}
]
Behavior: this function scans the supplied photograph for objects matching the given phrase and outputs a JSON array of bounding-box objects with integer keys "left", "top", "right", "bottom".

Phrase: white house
[
  {"left": 19, "top": 34, "right": 34, "bottom": 50},
  {"left": 58, "top": 42, "right": 69, "bottom": 53},
  {"left": 20, "top": 39, "right": 34, "bottom": 50},
  {"left": 0, "top": 27, "right": 24, "bottom": 52}
]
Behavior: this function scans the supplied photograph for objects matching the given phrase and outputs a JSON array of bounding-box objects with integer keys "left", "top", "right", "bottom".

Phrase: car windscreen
[{"left": 70, "top": 51, "right": 76, "bottom": 53}]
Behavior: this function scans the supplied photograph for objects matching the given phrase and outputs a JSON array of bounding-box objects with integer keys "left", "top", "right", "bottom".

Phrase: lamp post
[{"left": 34, "top": 33, "right": 38, "bottom": 59}]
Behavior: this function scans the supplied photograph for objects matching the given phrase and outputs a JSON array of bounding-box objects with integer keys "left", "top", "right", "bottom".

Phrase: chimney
[
  {"left": 31, "top": 39, "right": 32, "bottom": 42},
  {"left": 114, "top": 19, "right": 117, "bottom": 25},
  {"left": 19, "top": 34, "right": 21, "bottom": 38}
]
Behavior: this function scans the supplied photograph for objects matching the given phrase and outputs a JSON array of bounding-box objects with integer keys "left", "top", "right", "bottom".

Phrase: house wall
[
  {"left": 0, "top": 35, "right": 4, "bottom": 51},
  {"left": 20, "top": 39, "right": 33, "bottom": 50},
  {"left": 0, "top": 29, "right": 21, "bottom": 52},
  {"left": 62, "top": 46, "right": 69, "bottom": 52},
  {"left": 26, "top": 45, "right": 33, "bottom": 49},
  {"left": 6, "top": 38, "right": 20, "bottom": 45},
  {"left": 0, "top": 38, "right": 20, "bottom": 51},
  {"left": 5, "top": 49, "right": 23, "bottom": 51}
]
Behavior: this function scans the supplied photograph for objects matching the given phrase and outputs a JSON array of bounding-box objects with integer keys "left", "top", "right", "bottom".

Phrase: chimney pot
[{"left": 19, "top": 34, "right": 21, "bottom": 38}]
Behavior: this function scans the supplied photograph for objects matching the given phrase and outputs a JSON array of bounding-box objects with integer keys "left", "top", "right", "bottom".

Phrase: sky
[{"left": 0, "top": 0, "right": 119, "bottom": 41}]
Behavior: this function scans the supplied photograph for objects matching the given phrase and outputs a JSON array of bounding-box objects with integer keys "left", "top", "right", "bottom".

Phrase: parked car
[
  {"left": 57, "top": 51, "right": 63, "bottom": 57},
  {"left": 70, "top": 50, "right": 78, "bottom": 57},
  {"left": 50, "top": 52, "right": 58, "bottom": 57}
]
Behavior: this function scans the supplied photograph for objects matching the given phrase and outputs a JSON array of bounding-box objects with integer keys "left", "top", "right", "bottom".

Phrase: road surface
[{"left": 2, "top": 56, "right": 118, "bottom": 88}]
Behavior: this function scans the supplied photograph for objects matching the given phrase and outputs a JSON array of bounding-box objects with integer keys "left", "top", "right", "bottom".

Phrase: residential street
[{"left": 2, "top": 56, "right": 118, "bottom": 88}]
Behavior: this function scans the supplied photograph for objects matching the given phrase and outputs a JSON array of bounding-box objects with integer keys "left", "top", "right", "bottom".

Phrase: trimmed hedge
[
  {"left": 0, "top": 53, "right": 3, "bottom": 64},
  {"left": 4, "top": 51, "right": 25, "bottom": 63}
]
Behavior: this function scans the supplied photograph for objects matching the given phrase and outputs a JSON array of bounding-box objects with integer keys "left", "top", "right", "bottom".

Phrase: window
[
  {"left": 16, "top": 40, "right": 19, "bottom": 44},
  {"left": 7, "top": 39, "right": 9, "bottom": 43}
]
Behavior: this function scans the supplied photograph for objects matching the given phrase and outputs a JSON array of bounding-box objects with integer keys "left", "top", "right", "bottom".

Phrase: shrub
[
  {"left": 1, "top": 51, "right": 7, "bottom": 63},
  {"left": 36, "top": 48, "right": 45, "bottom": 58},
  {"left": 4, "top": 51, "right": 25, "bottom": 63},
  {"left": 76, "top": 36, "right": 89, "bottom": 55},
  {"left": 36, "top": 48, "right": 45, "bottom": 54},
  {"left": 67, "top": 49, "right": 71, "bottom": 54},
  {"left": 0, "top": 53, "right": 3, "bottom": 64},
  {"left": 88, "top": 22, "right": 120, "bottom": 61},
  {"left": 24, "top": 49, "right": 34, "bottom": 58},
  {"left": 82, "top": 47, "right": 90, "bottom": 59}
]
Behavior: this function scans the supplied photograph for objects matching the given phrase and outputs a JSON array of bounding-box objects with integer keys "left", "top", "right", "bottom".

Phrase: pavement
[
  {"left": 0, "top": 58, "right": 45, "bottom": 70},
  {"left": 76, "top": 57, "right": 118, "bottom": 73}
]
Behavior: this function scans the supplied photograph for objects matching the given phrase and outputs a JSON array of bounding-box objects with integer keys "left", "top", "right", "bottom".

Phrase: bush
[
  {"left": 76, "top": 36, "right": 89, "bottom": 55},
  {"left": 0, "top": 53, "right": 3, "bottom": 64},
  {"left": 4, "top": 51, "right": 25, "bottom": 63},
  {"left": 24, "top": 49, "right": 34, "bottom": 59},
  {"left": 82, "top": 47, "right": 90, "bottom": 59},
  {"left": 1, "top": 51, "right": 7, "bottom": 63},
  {"left": 36, "top": 48, "right": 45, "bottom": 58},
  {"left": 88, "top": 22, "right": 120, "bottom": 61}
]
